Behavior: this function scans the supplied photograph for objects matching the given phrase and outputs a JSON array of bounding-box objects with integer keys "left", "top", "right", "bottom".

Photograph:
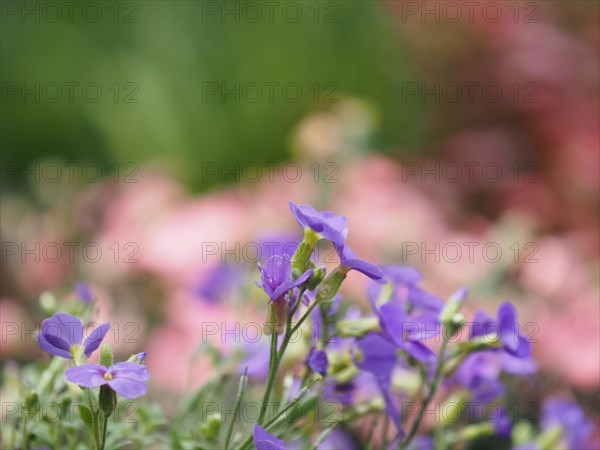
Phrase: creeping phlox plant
[{"left": 3, "top": 202, "right": 596, "bottom": 450}]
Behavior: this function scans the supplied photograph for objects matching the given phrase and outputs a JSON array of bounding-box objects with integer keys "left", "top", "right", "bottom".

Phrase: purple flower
[
  {"left": 354, "top": 332, "right": 403, "bottom": 436},
  {"left": 406, "top": 436, "right": 434, "bottom": 450},
  {"left": 253, "top": 424, "right": 287, "bottom": 450},
  {"left": 289, "top": 202, "right": 348, "bottom": 247},
  {"left": 334, "top": 243, "right": 385, "bottom": 283},
  {"left": 367, "top": 265, "right": 444, "bottom": 312},
  {"left": 492, "top": 407, "right": 513, "bottom": 438},
  {"left": 74, "top": 282, "right": 93, "bottom": 304},
  {"left": 307, "top": 347, "right": 328, "bottom": 376},
  {"left": 454, "top": 350, "right": 536, "bottom": 402},
  {"left": 471, "top": 302, "right": 531, "bottom": 358},
  {"left": 38, "top": 313, "right": 109, "bottom": 360},
  {"left": 65, "top": 362, "right": 150, "bottom": 399},
  {"left": 258, "top": 255, "right": 313, "bottom": 302},
  {"left": 542, "top": 398, "right": 595, "bottom": 449},
  {"left": 316, "top": 428, "right": 356, "bottom": 450},
  {"left": 194, "top": 263, "right": 243, "bottom": 303},
  {"left": 376, "top": 301, "right": 438, "bottom": 364}
]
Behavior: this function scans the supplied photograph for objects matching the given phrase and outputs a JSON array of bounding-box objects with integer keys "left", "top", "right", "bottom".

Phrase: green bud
[
  {"left": 264, "top": 302, "right": 278, "bottom": 335},
  {"left": 338, "top": 317, "right": 380, "bottom": 338},
  {"left": 537, "top": 425, "right": 564, "bottom": 450},
  {"left": 264, "top": 301, "right": 287, "bottom": 335},
  {"left": 100, "top": 343, "right": 113, "bottom": 367},
  {"left": 439, "top": 391, "right": 467, "bottom": 425},
  {"left": 444, "top": 313, "right": 466, "bottom": 339},
  {"left": 291, "top": 230, "right": 319, "bottom": 272},
  {"left": 512, "top": 422, "right": 535, "bottom": 445},
  {"left": 439, "top": 287, "right": 468, "bottom": 324},
  {"left": 199, "top": 413, "right": 222, "bottom": 440},
  {"left": 460, "top": 422, "right": 494, "bottom": 440},
  {"left": 291, "top": 268, "right": 303, "bottom": 280},
  {"left": 316, "top": 268, "right": 347, "bottom": 302},
  {"left": 127, "top": 352, "right": 147, "bottom": 364},
  {"left": 238, "top": 369, "right": 248, "bottom": 393},
  {"left": 39, "top": 292, "right": 56, "bottom": 313},
  {"left": 25, "top": 391, "right": 38, "bottom": 410},
  {"left": 99, "top": 385, "right": 117, "bottom": 418},
  {"left": 307, "top": 266, "right": 326, "bottom": 291}
]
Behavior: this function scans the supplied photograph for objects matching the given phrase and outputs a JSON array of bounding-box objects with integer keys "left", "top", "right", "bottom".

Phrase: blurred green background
[{"left": 1, "top": 1, "right": 426, "bottom": 192}]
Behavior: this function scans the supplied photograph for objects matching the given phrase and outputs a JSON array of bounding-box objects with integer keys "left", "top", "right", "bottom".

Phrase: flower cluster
[
  {"left": 36, "top": 312, "right": 150, "bottom": 449},
  {"left": 12, "top": 202, "right": 596, "bottom": 450}
]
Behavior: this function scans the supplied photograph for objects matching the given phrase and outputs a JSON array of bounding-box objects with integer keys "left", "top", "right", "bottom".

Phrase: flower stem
[
  {"left": 257, "top": 332, "right": 279, "bottom": 424},
  {"left": 224, "top": 368, "right": 248, "bottom": 450},
  {"left": 400, "top": 337, "right": 450, "bottom": 450},
  {"left": 21, "top": 413, "right": 28, "bottom": 450},
  {"left": 86, "top": 389, "right": 101, "bottom": 450},
  {"left": 100, "top": 413, "right": 108, "bottom": 450},
  {"left": 237, "top": 376, "right": 322, "bottom": 450}
]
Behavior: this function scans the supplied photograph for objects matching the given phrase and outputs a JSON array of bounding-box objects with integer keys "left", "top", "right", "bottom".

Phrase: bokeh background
[{"left": 1, "top": 0, "right": 599, "bottom": 440}]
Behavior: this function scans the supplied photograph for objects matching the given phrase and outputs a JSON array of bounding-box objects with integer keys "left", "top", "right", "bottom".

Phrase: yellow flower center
[{"left": 103, "top": 372, "right": 114, "bottom": 380}]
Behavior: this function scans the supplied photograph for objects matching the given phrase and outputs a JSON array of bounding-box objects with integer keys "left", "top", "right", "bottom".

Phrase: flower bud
[
  {"left": 537, "top": 425, "right": 564, "bottom": 450},
  {"left": 316, "top": 268, "right": 347, "bottom": 302},
  {"left": 439, "top": 287, "right": 468, "bottom": 324},
  {"left": 199, "top": 413, "right": 222, "bottom": 440},
  {"left": 264, "top": 301, "right": 287, "bottom": 335},
  {"left": 127, "top": 352, "right": 147, "bottom": 364},
  {"left": 306, "top": 266, "right": 326, "bottom": 291},
  {"left": 291, "top": 230, "right": 318, "bottom": 273},
  {"left": 25, "top": 390, "right": 38, "bottom": 410},
  {"left": 444, "top": 313, "right": 466, "bottom": 339},
  {"left": 338, "top": 317, "right": 380, "bottom": 338},
  {"left": 100, "top": 343, "right": 113, "bottom": 368},
  {"left": 99, "top": 385, "right": 117, "bottom": 418},
  {"left": 39, "top": 292, "right": 56, "bottom": 313}
]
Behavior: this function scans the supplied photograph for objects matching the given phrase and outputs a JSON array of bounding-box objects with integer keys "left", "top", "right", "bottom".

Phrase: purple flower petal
[
  {"left": 82, "top": 323, "right": 110, "bottom": 358},
  {"left": 65, "top": 364, "right": 108, "bottom": 388},
  {"left": 470, "top": 310, "right": 496, "bottom": 339},
  {"left": 498, "top": 302, "right": 520, "bottom": 352},
  {"left": 38, "top": 313, "right": 84, "bottom": 358},
  {"left": 38, "top": 333, "right": 72, "bottom": 359},
  {"left": 107, "top": 377, "right": 148, "bottom": 399},
  {"left": 407, "top": 287, "right": 444, "bottom": 311},
  {"left": 498, "top": 351, "right": 537, "bottom": 375},
  {"left": 253, "top": 424, "right": 287, "bottom": 450},
  {"left": 74, "top": 282, "right": 94, "bottom": 304},
  {"left": 307, "top": 347, "right": 328, "bottom": 376},
  {"left": 270, "top": 268, "right": 313, "bottom": 301},
  {"left": 378, "top": 301, "right": 409, "bottom": 347},
  {"left": 402, "top": 341, "right": 436, "bottom": 364},
  {"left": 354, "top": 332, "right": 397, "bottom": 384},
  {"left": 335, "top": 244, "right": 385, "bottom": 282},
  {"left": 289, "top": 202, "right": 348, "bottom": 247},
  {"left": 110, "top": 362, "right": 151, "bottom": 381}
]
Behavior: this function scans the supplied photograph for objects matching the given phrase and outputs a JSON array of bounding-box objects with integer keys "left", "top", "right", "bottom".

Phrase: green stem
[
  {"left": 400, "top": 337, "right": 450, "bottom": 450},
  {"left": 257, "top": 332, "right": 279, "bottom": 424},
  {"left": 100, "top": 413, "right": 108, "bottom": 450},
  {"left": 224, "top": 369, "right": 248, "bottom": 450},
  {"left": 21, "top": 413, "right": 28, "bottom": 450},
  {"left": 237, "top": 377, "right": 322, "bottom": 450},
  {"left": 86, "top": 389, "right": 101, "bottom": 450}
]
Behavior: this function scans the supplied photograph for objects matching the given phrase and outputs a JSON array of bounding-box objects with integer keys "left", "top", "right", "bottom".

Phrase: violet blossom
[
  {"left": 65, "top": 362, "right": 150, "bottom": 399},
  {"left": 38, "top": 313, "right": 109, "bottom": 360}
]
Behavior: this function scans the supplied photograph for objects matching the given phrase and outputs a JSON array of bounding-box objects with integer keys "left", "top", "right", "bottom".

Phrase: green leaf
[{"left": 78, "top": 404, "right": 94, "bottom": 428}]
